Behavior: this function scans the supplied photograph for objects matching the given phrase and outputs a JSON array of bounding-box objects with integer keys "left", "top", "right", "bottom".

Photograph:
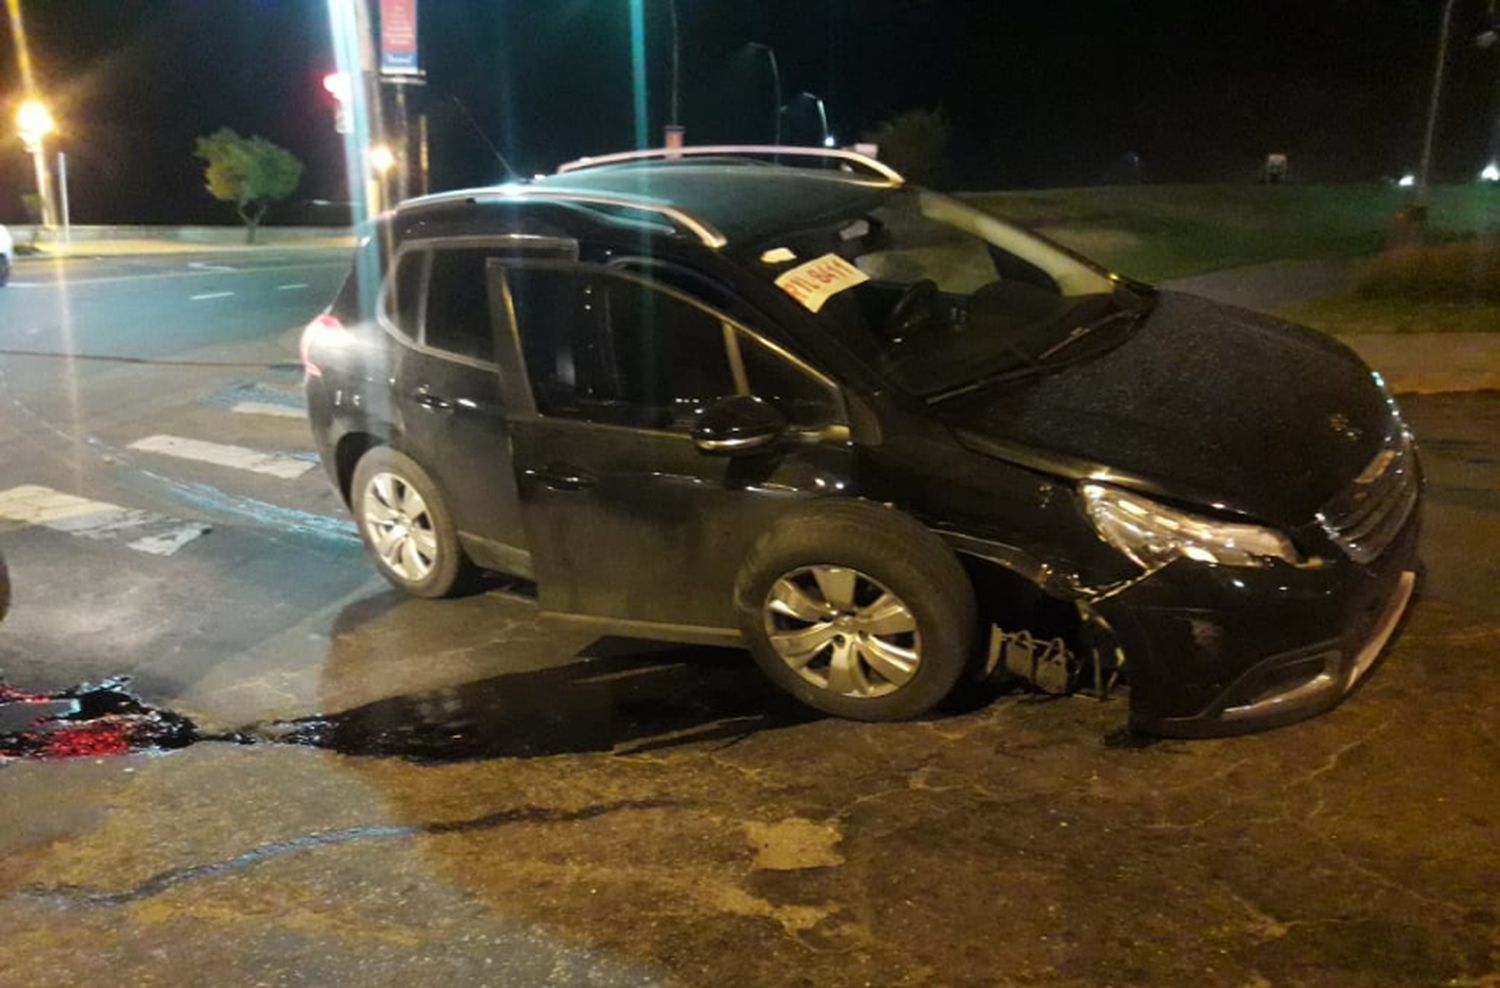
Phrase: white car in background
[{"left": 0, "top": 222, "right": 12, "bottom": 286}]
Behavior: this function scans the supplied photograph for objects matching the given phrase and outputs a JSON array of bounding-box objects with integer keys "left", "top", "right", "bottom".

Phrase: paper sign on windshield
[{"left": 774, "top": 253, "right": 869, "bottom": 313}]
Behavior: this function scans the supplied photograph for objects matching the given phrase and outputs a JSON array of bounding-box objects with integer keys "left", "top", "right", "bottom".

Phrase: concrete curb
[{"left": 1337, "top": 332, "right": 1500, "bottom": 395}]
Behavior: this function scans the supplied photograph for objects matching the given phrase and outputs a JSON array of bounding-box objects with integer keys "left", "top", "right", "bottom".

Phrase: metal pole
[
  {"left": 807, "top": 92, "right": 830, "bottom": 143},
  {"left": 667, "top": 0, "right": 681, "bottom": 129},
  {"left": 1417, "top": 0, "right": 1459, "bottom": 212},
  {"left": 393, "top": 82, "right": 411, "bottom": 204},
  {"left": 418, "top": 112, "right": 430, "bottom": 195},
  {"left": 29, "top": 145, "right": 55, "bottom": 229},
  {"left": 56, "top": 151, "right": 69, "bottom": 242},
  {"left": 750, "top": 44, "right": 782, "bottom": 145},
  {"left": 768, "top": 47, "right": 782, "bottom": 146}
]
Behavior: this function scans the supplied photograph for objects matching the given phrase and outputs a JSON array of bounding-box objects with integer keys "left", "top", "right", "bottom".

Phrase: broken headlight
[{"left": 1081, "top": 484, "right": 1301, "bottom": 569}]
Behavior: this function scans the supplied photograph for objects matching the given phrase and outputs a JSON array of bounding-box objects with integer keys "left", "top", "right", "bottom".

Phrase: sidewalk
[
  {"left": 16, "top": 236, "right": 352, "bottom": 259},
  {"left": 1166, "top": 260, "right": 1500, "bottom": 394},
  {"left": 1334, "top": 333, "right": 1500, "bottom": 394}
]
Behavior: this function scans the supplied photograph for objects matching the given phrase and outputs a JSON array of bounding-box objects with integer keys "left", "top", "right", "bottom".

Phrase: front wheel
[{"left": 735, "top": 500, "right": 977, "bottom": 721}]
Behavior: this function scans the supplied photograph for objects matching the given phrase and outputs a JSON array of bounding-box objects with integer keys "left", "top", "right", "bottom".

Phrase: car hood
[{"left": 939, "top": 291, "right": 1394, "bottom": 526}]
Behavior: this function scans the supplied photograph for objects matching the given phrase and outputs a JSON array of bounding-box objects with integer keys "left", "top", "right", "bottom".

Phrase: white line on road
[
  {"left": 128, "top": 434, "right": 316, "bottom": 479},
  {"left": 188, "top": 261, "right": 238, "bottom": 273},
  {"left": 276, "top": 283, "right": 310, "bottom": 291},
  {"left": 6, "top": 260, "right": 349, "bottom": 289},
  {"left": 0, "top": 485, "right": 208, "bottom": 556},
  {"left": 231, "top": 401, "right": 308, "bottom": 420},
  {"left": 190, "top": 291, "right": 236, "bottom": 301}
]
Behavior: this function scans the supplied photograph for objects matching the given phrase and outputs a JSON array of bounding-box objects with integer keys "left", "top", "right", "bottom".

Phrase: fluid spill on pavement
[
  {"left": 0, "top": 648, "right": 817, "bottom": 764},
  {"left": 262, "top": 647, "right": 818, "bottom": 763},
  {"left": 0, "top": 678, "right": 207, "bottom": 760}
]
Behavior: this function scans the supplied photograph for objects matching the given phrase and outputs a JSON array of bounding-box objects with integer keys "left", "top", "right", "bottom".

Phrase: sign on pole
[{"left": 379, "top": 0, "right": 421, "bottom": 77}]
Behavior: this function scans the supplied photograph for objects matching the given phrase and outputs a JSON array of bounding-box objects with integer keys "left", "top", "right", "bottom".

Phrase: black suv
[{"left": 304, "top": 146, "right": 1420, "bottom": 735}]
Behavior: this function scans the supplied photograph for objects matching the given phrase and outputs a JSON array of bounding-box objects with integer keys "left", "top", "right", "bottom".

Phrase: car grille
[{"left": 1317, "top": 433, "right": 1419, "bottom": 564}]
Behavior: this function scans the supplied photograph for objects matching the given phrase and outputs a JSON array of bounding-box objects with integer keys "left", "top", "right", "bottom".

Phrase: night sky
[{"left": 1, "top": 0, "right": 1496, "bottom": 225}]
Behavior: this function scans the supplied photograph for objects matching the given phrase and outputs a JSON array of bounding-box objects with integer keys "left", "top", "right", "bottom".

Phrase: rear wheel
[
  {"left": 351, "top": 447, "right": 473, "bottom": 598},
  {"left": 735, "top": 500, "right": 977, "bottom": 721}
]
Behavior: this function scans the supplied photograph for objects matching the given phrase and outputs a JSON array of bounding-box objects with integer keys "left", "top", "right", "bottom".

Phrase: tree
[
  {"left": 862, "top": 109, "right": 953, "bottom": 188},
  {"left": 194, "top": 128, "right": 303, "bottom": 244}
]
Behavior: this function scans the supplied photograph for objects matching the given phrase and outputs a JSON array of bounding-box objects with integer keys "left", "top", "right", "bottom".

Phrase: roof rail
[
  {"left": 556, "top": 145, "right": 905, "bottom": 187},
  {"left": 397, "top": 184, "right": 728, "bottom": 249}
]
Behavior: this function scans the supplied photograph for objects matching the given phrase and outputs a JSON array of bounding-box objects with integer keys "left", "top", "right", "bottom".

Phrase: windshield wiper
[
  {"left": 1034, "top": 309, "right": 1141, "bottom": 362},
  {"left": 924, "top": 307, "right": 1146, "bottom": 404}
]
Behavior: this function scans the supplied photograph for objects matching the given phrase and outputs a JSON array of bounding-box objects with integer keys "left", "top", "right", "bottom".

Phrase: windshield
[{"left": 750, "top": 188, "right": 1143, "bottom": 396}]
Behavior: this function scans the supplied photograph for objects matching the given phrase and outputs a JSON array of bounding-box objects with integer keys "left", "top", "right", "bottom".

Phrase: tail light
[{"left": 300, "top": 312, "right": 348, "bottom": 378}]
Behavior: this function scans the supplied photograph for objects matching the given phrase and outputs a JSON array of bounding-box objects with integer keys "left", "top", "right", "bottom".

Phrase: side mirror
[{"left": 691, "top": 395, "right": 787, "bottom": 456}]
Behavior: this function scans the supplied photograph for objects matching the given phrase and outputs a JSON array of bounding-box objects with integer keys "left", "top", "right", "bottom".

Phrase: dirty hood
[{"left": 940, "top": 291, "right": 1395, "bottom": 526}]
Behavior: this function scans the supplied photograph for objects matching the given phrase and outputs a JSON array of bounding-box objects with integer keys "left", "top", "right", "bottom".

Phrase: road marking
[
  {"left": 231, "top": 401, "right": 308, "bottom": 420},
  {"left": 0, "top": 485, "right": 208, "bottom": 556},
  {"left": 188, "top": 261, "right": 238, "bottom": 273},
  {"left": 277, "top": 283, "right": 310, "bottom": 291},
  {"left": 5, "top": 260, "right": 348, "bottom": 289},
  {"left": 190, "top": 291, "right": 236, "bottom": 301},
  {"left": 127, "top": 435, "right": 317, "bottom": 480}
]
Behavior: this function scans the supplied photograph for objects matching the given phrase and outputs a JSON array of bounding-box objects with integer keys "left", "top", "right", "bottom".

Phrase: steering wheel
[{"left": 884, "top": 279, "right": 939, "bottom": 341}]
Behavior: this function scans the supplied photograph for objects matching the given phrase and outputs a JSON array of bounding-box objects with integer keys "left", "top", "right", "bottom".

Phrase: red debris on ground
[{"left": 0, "top": 678, "right": 201, "bottom": 761}]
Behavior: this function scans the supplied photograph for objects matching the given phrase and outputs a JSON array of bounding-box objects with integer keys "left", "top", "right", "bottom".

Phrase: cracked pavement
[{"left": 0, "top": 394, "right": 1497, "bottom": 987}]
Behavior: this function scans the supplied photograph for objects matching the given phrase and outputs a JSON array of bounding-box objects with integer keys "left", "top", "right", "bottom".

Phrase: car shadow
[{"left": 264, "top": 638, "right": 822, "bottom": 763}]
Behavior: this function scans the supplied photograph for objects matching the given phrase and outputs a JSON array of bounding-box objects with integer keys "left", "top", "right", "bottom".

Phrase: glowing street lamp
[
  {"left": 16, "top": 98, "right": 54, "bottom": 150},
  {"left": 1481, "top": 162, "right": 1500, "bottom": 183},
  {"left": 368, "top": 144, "right": 396, "bottom": 175},
  {"left": 15, "top": 98, "right": 57, "bottom": 228}
]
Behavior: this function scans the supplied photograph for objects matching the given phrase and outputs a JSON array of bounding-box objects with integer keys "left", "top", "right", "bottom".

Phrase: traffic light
[{"left": 323, "top": 72, "right": 353, "bottom": 134}]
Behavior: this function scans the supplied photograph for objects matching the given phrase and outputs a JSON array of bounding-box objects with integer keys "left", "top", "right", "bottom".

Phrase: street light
[
  {"left": 16, "top": 98, "right": 53, "bottom": 145},
  {"left": 1482, "top": 161, "right": 1500, "bottom": 182},
  {"left": 747, "top": 42, "right": 782, "bottom": 146},
  {"left": 787, "top": 91, "right": 832, "bottom": 148},
  {"left": 15, "top": 98, "right": 57, "bottom": 229},
  {"left": 368, "top": 144, "right": 396, "bottom": 174}
]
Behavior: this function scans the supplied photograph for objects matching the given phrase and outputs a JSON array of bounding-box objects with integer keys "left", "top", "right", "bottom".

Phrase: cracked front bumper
[{"left": 1087, "top": 502, "right": 1421, "bottom": 738}]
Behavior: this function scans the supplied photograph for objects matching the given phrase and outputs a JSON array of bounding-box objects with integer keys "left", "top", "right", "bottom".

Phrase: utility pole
[
  {"left": 749, "top": 42, "right": 782, "bottom": 146},
  {"left": 1416, "top": 0, "right": 1460, "bottom": 214},
  {"left": 393, "top": 82, "right": 411, "bottom": 203},
  {"left": 56, "top": 151, "right": 70, "bottom": 242},
  {"left": 418, "top": 112, "right": 430, "bottom": 195},
  {"left": 664, "top": 0, "right": 683, "bottom": 148}
]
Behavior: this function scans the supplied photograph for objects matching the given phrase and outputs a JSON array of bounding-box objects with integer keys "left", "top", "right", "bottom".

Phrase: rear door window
[
  {"left": 381, "top": 249, "right": 427, "bottom": 340},
  {"left": 425, "top": 248, "right": 498, "bottom": 363}
]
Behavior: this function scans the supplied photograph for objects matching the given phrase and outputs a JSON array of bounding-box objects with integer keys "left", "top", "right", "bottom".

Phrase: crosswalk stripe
[
  {"left": 230, "top": 401, "right": 308, "bottom": 420},
  {"left": 0, "top": 485, "right": 208, "bottom": 556},
  {"left": 128, "top": 435, "right": 316, "bottom": 480}
]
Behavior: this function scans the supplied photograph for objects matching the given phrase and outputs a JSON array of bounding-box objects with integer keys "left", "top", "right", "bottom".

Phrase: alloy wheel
[
  {"left": 763, "top": 565, "right": 922, "bottom": 698},
  {"left": 361, "top": 472, "right": 438, "bottom": 583}
]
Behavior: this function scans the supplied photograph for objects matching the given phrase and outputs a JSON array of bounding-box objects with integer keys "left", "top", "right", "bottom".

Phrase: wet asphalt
[{"left": 0, "top": 253, "right": 1496, "bottom": 986}]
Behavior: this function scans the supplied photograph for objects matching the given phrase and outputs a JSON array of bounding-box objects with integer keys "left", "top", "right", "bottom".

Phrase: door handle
[
  {"left": 411, "top": 390, "right": 454, "bottom": 414},
  {"left": 537, "top": 463, "right": 597, "bottom": 492}
]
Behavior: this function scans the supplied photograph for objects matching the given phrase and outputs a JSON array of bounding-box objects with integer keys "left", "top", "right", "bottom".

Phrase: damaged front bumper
[{"left": 1082, "top": 503, "right": 1421, "bottom": 738}]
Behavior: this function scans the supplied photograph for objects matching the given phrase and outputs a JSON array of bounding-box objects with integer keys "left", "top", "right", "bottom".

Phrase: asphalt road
[{"left": 0, "top": 254, "right": 1496, "bottom": 987}]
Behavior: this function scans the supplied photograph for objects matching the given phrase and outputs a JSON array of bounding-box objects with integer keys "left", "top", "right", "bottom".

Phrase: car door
[
  {"left": 492, "top": 259, "right": 853, "bottom": 633},
  {"left": 392, "top": 239, "right": 573, "bottom": 574}
]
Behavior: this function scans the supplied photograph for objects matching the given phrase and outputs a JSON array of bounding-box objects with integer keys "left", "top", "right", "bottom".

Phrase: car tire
[
  {"left": 351, "top": 446, "right": 473, "bottom": 599},
  {"left": 734, "top": 499, "right": 977, "bottom": 721},
  {"left": 0, "top": 256, "right": 10, "bottom": 288}
]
